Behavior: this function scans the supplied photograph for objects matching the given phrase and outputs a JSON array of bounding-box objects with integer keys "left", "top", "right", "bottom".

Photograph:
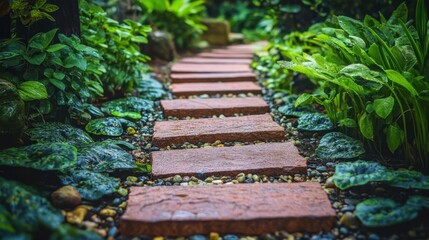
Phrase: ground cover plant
[{"left": 261, "top": 0, "right": 429, "bottom": 172}]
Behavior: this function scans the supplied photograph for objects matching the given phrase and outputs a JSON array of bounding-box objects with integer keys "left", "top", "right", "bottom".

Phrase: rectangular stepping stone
[
  {"left": 196, "top": 52, "right": 254, "bottom": 59},
  {"left": 151, "top": 142, "right": 307, "bottom": 178},
  {"left": 152, "top": 114, "right": 284, "bottom": 148},
  {"left": 161, "top": 97, "right": 269, "bottom": 118},
  {"left": 171, "top": 63, "right": 251, "bottom": 73},
  {"left": 210, "top": 49, "right": 255, "bottom": 55},
  {"left": 171, "top": 72, "right": 256, "bottom": 83},
  {"left": 178, "top": 57, "right": 252, "bottom": 64},
  {"left": 172, "top": 81, "right": 262, "bottom": 97},
  {"left": 120, "top": 182, "right": 336, "bottom": 236}
]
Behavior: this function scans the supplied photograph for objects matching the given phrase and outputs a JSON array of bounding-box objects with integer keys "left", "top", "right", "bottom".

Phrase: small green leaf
[
  {"left": 294, "top": 93, "right": 312, "bottom": 107},
  {"left": 17, "top": 81, "right": 48, "bottom": 101},
  {"left": 374, "top": 96, "right": 394, "bottom": 119},
  {"left": 46, "top": 43, "right": 66, "bottom": 52},
  {"left": 49, "top": 78, "right": 66, "bottom": 91},
  {"left": 385, "top": 124, "right": 404, "bottom": 153},
  {"left": 24, "top": 53, "right": 47, "bottom": 65},
  {"left": 41, "top": 3, "right": 59, "bottom": 12},
  {"left": 385, "top": 70, "right": 418, "bottom": 96},
  {"left": 359, "top": 112, "right": 374, "bottom": 140}
]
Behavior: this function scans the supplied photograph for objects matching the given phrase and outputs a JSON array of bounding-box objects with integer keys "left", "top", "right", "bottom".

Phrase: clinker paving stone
[
  {"left": 120, "top": 182, "right": 336, "bottom": 236},
  {"left": 170, "top": 72, "right": 256, "bottom": 83},
  {"left": 171, "top": 63, "right": 251, "bottom": 73},
  {"left": 152, "top": 114, "right": 284, "bottom": 147},
  {"left": 151, "top": 142, "right": 307, "bottom": 178},
  {"left": 196, "top": 52, "right": 254, "bottom": 59},
  {"left": 161, "top": 97, "right": 269, "bottom": 118},
  {"left": 172, "top": 81, "right": 261, "bottom": 97},
  {"left": 178, "top": 57, "right": 252, "bottom": 64}
]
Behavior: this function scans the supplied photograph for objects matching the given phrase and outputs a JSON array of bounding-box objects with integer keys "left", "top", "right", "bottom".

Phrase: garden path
[{"left": 120, "top": 44, "right": 336, "bottom": 236}]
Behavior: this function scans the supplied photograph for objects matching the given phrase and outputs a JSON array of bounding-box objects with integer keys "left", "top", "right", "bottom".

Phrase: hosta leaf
[
  {"left": 75, "top": 141, "right": 135, "bottom": 173},
  {"left": 297, "top": 113, "right": 334, "bottom": 131},
  {"left": 85, "top": 117, "right": 136, "bottom": 136},
  {"left": 17, "top": 81, "right": 48, "bottom": 101},
  {"left": 316, "top": 132, "right": 365, "bottom": 159},
  {"left": 27, "top": 123, "right": 93, "bottom": 145},
  {"left": 101, "top": 96, "right": 154, "bottom": 119},
  {"left": 355, "top": 197, "right": 420, "bottom": 227},
  {"left": 0, "top": 143, "right": 77, "bottom": 172},
  {"left": 332, "top": 160, "right": 395, "bottom": 190},
  {"left": 59, "top": 170, "right": 120, "bottom": 201},
  {"left": 374, "top": 96, "right": 394, "bottom": 119}
]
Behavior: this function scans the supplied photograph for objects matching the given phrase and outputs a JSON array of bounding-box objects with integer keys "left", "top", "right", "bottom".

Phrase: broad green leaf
[
  {"left": 374, "top": 96, "right": 394, "bottom": 119},
  {"left": 27, "top": 123, "right": 93, "bottom": 145},
  {"left": 101, "top": 97, "right": 154, "bottom": 119},
  {"left": 24, "top": 53, "right": 47, "bottom": 65},
  {"left": 316, "top": 132, "right": 365, "bottom": 159},
  {"left": 136, "top": 76, "right": 166, "bottom": 100},
  {"left": 385, "top": 70, "right": 418, "bottom": 96},
  {"left": 332, "top": 160, "right": 395, "bottom": 190},
  {"left": 297, "top": 113, "right": 334, "bottom": 132},
  {"left": 355, "top": 197, "right": 420, "bottom": 227},
  {"left": 338, "top": 118, "right": 357, "bottom": 128},
  {"left": 59, "top": 170, "right": 120, "bottom": 201},
  {"left": 75, "top": 141, "right": 135, "bottom": 173},
  {"left": 390, "top": 169, "right": 429, "bottom": 190},
  {"left": 359, "top": 112, "right": 374, "bottom": 140},
  {"left": 85, "top": 117, "right": 136, "bottom": 136},
  {"left": 17, "top": 81, "right": 48, "bottom": 101},
  {"left": 0, "top": 143, "right": 77, "bottom": 172}
]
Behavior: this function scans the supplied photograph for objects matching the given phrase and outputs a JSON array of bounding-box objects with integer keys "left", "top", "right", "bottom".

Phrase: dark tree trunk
[{"left": 17, "top": 0, "right": 80, "bottom": 43}]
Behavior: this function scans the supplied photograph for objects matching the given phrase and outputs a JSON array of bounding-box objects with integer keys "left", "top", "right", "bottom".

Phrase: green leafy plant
[
  {"left": 137, "top": 0, "right": 207, "bottom": 50},
  {"left": 276, "top": 1, "right": 429, "bottom": 171},
  {"left": 27, "top": 122, "right": 94, "bottom": 145},
  {"left": 10, "top": 0, "right": 59, "bottom": 26},
  {"left": 80, "top": 2, "right": 152, "bottom": 94},
  {"left": 297, "top": 113, "right": 333, "bottom": 131},
  {"left": 0, "top": 29, "right": 105, "bottom": 121}
]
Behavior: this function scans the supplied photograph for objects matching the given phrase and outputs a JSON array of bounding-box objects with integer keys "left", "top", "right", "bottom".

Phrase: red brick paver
[
  {"left": 161, "top": 97, "right": 268, "bottom": 118},
  {"left": 151, "top": 142, "right": 307, "bottom": 178},
  {"left": 152, "top": 114, "right": 284, "bottom": 147},
  {"left": 196, "top": 52, "right": 254, "bottom": 59},
  {"left": 171, "top": 63, "right": 251, "bottom": 73},
  {"left": 178, "top": 57, "right": 252, "bottom": 64},
  {"left": 171, "top": 72, "right": 256, "bottom": 83},
  {"left": 172, "top": 81, "right": 261, "bottom": 97},
  {"left": 120, "top": 182, "right": 336, "bottom": 236}
]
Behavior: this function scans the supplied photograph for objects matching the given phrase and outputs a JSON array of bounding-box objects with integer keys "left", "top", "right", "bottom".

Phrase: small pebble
[
  {"left": 223, "top": 234, "right": 239, "bottom": 240},
  {"left": 212, "top": 180, "right": 223, "bottom": 185},
  {"left": 108, "top": 226, "right": 118, "bottom": 237},
  {"left": 210, "top": 232, "right": 220, "bottom": 240},
  {"left": 339, "top": 212, "right": 360, "bottom": 229},
  {"left": 205, "top": 177, "right": 214, "bottom": 183},
  {"left": 66, "top": 206, "right": 88, "bottom": 224},
  {"left": 100, "top": 208, "right": 117, "bottom": 217},
  {"left": 117, "top": 187, "right": 128, "bottom": 196},
  {"left": 51, "top": 186, "right": 81, "bottom": 209},
  {"left": 173, "top": 175, "right": 183, "bottom": 183},
  {"left": 189, "top": 235, "right": 207, "bottom": 240}
]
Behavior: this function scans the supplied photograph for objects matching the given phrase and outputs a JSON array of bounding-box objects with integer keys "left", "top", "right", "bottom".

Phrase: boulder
[
  {"left": 201, "top": 18, "right": 230, "bottom": 46},
  {"left": 141, "top": 30, "right": 177, "bottom": 61}
]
